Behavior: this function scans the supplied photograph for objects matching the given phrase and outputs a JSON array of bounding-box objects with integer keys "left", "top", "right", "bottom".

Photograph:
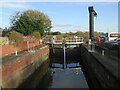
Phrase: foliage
[
  {"left": 2, "top": 27, "right": 11, "bottom": 37},
  {"left": 75, "top": 31, "right": 89, "bottom": 42},
  {"left": 10, "top": 10, "right": 52, "bottom": 36},
  {"left": 33, "top": 31, "right": 41, "bottom": 38},
  {"left": 94, "top": 31, "right": 102, "bottom": 40},
  {"left": 6, "top": 31, "right": 23, "bottom": 44},
  {"left": 51, "top": 31, "right": 61, "bottom": 35},
  {"left": 0, "top": 39, "right": 4, "bottom": 45},
  {"left": 64, "top": 31, "right": 102, "bottom": 42},
  {"left": 45, "top": 31, "right": 103, "bottom": 43}
]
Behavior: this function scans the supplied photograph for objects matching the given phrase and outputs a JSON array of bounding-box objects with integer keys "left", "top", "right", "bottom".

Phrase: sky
[{"left": 0, "top": 0, "right": 119, "bottom": 33}]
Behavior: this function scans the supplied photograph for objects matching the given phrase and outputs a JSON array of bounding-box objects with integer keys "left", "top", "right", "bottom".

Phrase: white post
[
  {"left": 76, "top": 36, "right": 77, "bottom": 43},
  {"left": 40, "top": 39, "right": 42, "bottom": 44},
  {"left": 89, "top": 39, "right": 91, "bottom": 45},
  {"left": 16, "top": 50, "right": 17, "bottom": 55},
  {"left": 102, "top": 50, "right": 104, "bottom": 55},
  {"left": 89, "top": 39, "right": 92, "bottom": 50}
]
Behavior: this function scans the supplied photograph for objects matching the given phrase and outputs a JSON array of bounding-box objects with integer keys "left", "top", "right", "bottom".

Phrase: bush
[
  {"left": 33, "top": 31, "right": 41, "bottom": 38},
  {"left": 0, "top": 39, "right": 4, "bottom": 45},
  {"left": 6, "top": 31, "right": 23, "bottom": 44}
]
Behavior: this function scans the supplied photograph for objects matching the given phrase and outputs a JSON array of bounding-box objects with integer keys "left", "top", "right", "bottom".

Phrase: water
[
  {"left": 37, "top": 68, "right": 88, "bottom": 88},
  {"left": 19, "top": 46, "right": 89, "bottom": 88},
  {"left": 37, "top": 46, "right": 88, "bottom": 88}
]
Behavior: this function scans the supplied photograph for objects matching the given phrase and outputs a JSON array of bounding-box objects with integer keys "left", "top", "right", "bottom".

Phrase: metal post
[
  {"left": 63, "top": 46, "right": 66, "bottom": 69},
  {"left": 88, "top": 6, "right": 97, "bottom": 51},
  {"left": 88, "top": 6, "right": 97, "bottom": 41},
  {"left": 89, "top": 9, "right": 94, "bottom": 40}
]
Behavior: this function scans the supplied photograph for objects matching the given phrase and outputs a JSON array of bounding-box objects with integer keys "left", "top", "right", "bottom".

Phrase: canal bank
[
  {"left": 2, "top": 45, "right": 49, "bottom": 88},
  {"left": 80, "top": 45, "right": 119, "bottom": 88}
]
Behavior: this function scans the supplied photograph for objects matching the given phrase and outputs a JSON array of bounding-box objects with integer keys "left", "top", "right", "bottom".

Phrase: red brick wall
[
  {"left": 1, "top": 38, "right": 41, "bottom": 58},
  {"left": 1, "top": 44, "right": 15, "bottom": 57},
  {"left": 2, "top": 45, "right": 49, "bottom": 81}
]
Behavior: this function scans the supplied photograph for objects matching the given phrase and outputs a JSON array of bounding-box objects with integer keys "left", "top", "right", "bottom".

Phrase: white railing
[{"left": 44, "top": 36, "right": 84, "bottom": 45}]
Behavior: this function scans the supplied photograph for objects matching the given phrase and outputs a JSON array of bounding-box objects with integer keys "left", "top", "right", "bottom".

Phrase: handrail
[{"left": 44, "top": 36, "right": 84, "bottom": 44}]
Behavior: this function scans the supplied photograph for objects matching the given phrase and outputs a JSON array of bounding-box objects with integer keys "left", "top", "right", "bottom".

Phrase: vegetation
[
  {"left": 33, "top": 31, "right": 41, "bottom": 38},
  {"left": 75, "top": 31, "right": 101, "bottom": 42},
  {"left": 6, "top": 31, "right": 23, "bottom": 44},
  {"left": 49, "top": 31, "right": 102, "bottom": 42},
  {"left": 0, "top": 39, "right": 4, "bottom": 45},
  {"left": 2, "top": 27, "right": 11, "bottom": 37},
  {"left": 10, "top": 10, "right": 52, "bottom": 36},
  {"left": 50, "top": 31, "right": 61, "bottom": 35}
]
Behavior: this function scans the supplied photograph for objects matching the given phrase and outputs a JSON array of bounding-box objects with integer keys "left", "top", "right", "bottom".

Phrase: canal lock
[{"left": 19, "top": 45, "right": 89, "bottom": 88}]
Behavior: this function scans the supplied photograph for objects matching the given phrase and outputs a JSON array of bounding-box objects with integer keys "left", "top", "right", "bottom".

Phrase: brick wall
[
  {"left": 1, "top": 38, "right": 41, "bottom": 58},
  {"left": 2, "top": 45, "right": 49, "bottom": 88}
]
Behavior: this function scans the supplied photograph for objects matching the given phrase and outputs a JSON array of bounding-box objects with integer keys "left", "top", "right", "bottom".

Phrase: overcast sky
[{"left": 0, "top": 0, "right": 119, "bottom": 33}]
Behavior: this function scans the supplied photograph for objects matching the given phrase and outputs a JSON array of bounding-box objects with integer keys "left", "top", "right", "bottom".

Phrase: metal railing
[{"left": 44, "top": 36, "right": 84, "bottom": 45}]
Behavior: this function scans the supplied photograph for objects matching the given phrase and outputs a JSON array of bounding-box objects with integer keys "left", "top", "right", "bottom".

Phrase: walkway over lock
[{"left": 44, "top": 35, "right": 84, "bottom": 45}]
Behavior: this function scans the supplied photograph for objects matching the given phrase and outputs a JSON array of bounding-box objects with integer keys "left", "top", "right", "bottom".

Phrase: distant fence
[{"left": 1, "top": 38, "right": 41, "bottom": 58}]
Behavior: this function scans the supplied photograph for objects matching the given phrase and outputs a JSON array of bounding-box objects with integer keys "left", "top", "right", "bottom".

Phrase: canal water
[{"left": 19, "top": 46, "right": 89, "bottom": 88}]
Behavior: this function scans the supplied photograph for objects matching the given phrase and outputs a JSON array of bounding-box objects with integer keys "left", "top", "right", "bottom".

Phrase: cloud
[{"left": 0, "top": 2, "right": 31, "bottom": 9}]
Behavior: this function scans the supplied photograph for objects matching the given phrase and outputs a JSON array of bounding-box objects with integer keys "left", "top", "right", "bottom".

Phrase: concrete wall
[
  {"left": 2, "top": 45, "right": 49, "bottom": 88},
  {"left": 80, "top": 45, "right": 119, "bottom": 88}
]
